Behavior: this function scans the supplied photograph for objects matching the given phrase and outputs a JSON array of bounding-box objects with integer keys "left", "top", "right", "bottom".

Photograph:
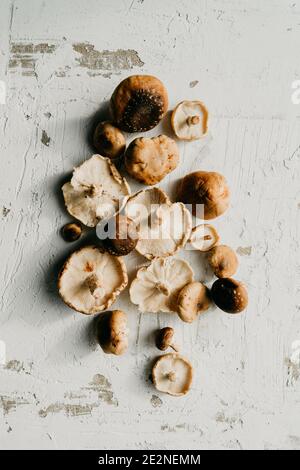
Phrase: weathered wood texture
[{"left": 0, "top": 0, "right": 299, "bottom": 450}]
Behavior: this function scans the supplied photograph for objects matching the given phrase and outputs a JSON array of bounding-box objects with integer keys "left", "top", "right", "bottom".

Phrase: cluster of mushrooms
[{"left": 58, "top": 75, "right": 248, "bottom": 397}]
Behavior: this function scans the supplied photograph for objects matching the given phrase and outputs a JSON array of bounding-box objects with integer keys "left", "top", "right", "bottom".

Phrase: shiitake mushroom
[
  {"left": 93, "top": 121, "right": 126, "bottom": 160},
  {"left": 110, "top": 75, "right": 168, "bottom": 132},
  {"left": 211, "top": 278, "right": 248, "bottom": 313},
  {"left": 102, "top": 214, "right": 139, "bottom": 256}
]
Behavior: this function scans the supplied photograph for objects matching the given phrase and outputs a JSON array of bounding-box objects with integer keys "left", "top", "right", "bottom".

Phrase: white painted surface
[{"left": 0, "top": 0, "right": 300, "bottom": 450}]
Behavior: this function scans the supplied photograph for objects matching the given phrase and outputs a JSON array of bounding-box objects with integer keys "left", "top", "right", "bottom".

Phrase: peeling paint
[
  {"left": 2, "top": 206, "right": 10, "bottom": 218},
  {"left": 39, "top": 402, "right": 97, "bottom": 418},
  {"left": 9, "top": 42, "right": 57, "bottom": 76},
  {"left": 41, "top": 130, "right": 50, "bottom": 147},
  {"left": 215, "top": 411, "right": 243, "bottom": 428},
  {"left": 0, "top": 395, "right": 30, "bottom": 415},
  {"left": 150, "top": 395, "right": 162, "bottom": 408},
  {"left": 189, "top": 80, "right": 199, "bottom": 88},
  {"left": 84, "top": 374, "right": 118, "bottom": 406},
  {"left": 73, "top": 43, "right": 144, "bottom": 72},
  {"left": 237, "top": 246, "right": 252, "bottom": 256},
  {"left": 4, "top": 359, "right": 32, "bottom": 374}
]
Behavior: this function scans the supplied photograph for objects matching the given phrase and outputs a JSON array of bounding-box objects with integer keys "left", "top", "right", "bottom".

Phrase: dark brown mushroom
[
  {"left": 211, "top": 278, "right": 248, "bottom": 313},
  {"left": 110, "top": 75, "right": 168, "bottom": 132},
  {"left": 102, "top": 214, "right": 139, "bottom": 256},
  {"left": 155, "top": 327, "right": 179, "bottom": 352},
  {"left": 93, "top": 121, "right": 126, "bottom": 160},
  {"left": 61, "top": 222, "right": 82, "bottom": 242}
]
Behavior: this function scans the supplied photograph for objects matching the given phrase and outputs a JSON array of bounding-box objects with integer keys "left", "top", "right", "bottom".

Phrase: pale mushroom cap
[
  {"left": 189, "top": 224, "right": 219, "bottom": 252},
  {"left": 208, "top": 245, "right": 238, "bottom": 278},
  {"left": 171, "top": 100, "right": 208, "bottom": 141},
  {"left": 130, "top": 257, "right": 194, "bottom": 313},
  {"left": 152, "top": 353, "right": 193, "bottom": 396},
  {"left": 125, "top": 135, "right": 179, "bottom": 185},
  {"left": 62, "top": 155, "right": 130, "bottom": 227},
  {"left": 125, "top": 187, "right": 192, "bottom": 260},
  {"left": 177, "top": 281, "right": 211, "bottom": 323},
  {"left": 58, "top": 246, "right": 128, "bottom": 315}
]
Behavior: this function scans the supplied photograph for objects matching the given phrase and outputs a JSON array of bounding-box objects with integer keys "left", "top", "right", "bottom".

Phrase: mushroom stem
[
  {"left": 166, "top": 371, "right": 177, "bottom": 382},
  {"left": 86, "top": 184, "right": 102, "bottom": 198},
  {"left": 84, "top": 273, "right": 102, "bottom": 295},
  {"left": 187, "top": 115, "right": 200, "bottom": 126},
  {"left": 170, "top": 343, "right": 179, "bottom": 352},
  {"left": 155, "top": 282, "right": 170, "bottom": 296}
]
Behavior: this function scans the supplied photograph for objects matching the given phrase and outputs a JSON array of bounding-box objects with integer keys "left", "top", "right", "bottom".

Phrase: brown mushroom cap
[
  {"left": 110, "top": 75, "right": 168, "bottom": 132},
  {"left": 61, "top": 222, "right": 82, "bottom": 242},
  {"left": 103, "top": 214, "right": 139, "bottom": 256},
  {"left": 93, "top": 121, "right": 126, "bottom": 160},
  {"left": 125, "top": 135, "right": 179, "bottom": 185},
  {"left": 152, "top": 353, "right": 193, "bottom": 396},
  {"left": 58, "top": 246, "right": 128, "bottom": 315},
  {"left": 96, "top": 309, "right": 129, "bottom": 355},
  {"left": 171, "top": 100, "right": 209, "bottom": 141},
  {"left": 177, "top": 171, "right": 230, "bottom": 220},
  {"left": 211, "top": 278, "right": 248, "bottom": 313},
  {"left": 155, "top": 327, "right": 178, "bottom": 352},
  {"left": 177, "top": 281, "right": 211, "bottom": 323},
  {"left": 208, "top": 245, "right": 238, "bottom": 278}
]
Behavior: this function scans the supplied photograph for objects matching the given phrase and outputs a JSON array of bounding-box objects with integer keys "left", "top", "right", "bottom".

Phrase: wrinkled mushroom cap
[
  {"left": 93, "top": 121, "right": 126, "bottom": 160},
  {"left": 189, "top": 224, "right": 219, "bottom": 252},
  {"left": 110, "top": 75, "right": 168, "bottom": 132},
  {"left": 171, "top": 100, "right": 208, "bottom": 141},
  {"left": 177, "top": 281, "right": 211, "bottom": 323},
  {"left": 177, "top": 171, "right": 230, "bottom": 220},
  {"left": 96, "top": 310, "right": 129, "bottom": 355},
  {"left": 211, "top": 277, "right": 248, "bottom": 313},
  {"left": 208, "top": 245, "right": 238, "bottom": 278},
  {"left": 125, "top": 187, "right": 192, "bottom": 260},
  {"left": 152, "top": 353, "right": 193, "bottom": 396},
  {"left": 130, "top": 257, "right": 194, "bottom": 313},
  {"left": 62, "top": 155, "right": 130, "bottom": 227},
  {"left": 58, "top": 246, "right": 128, "bottom": 315},
  {"left": 125, "top": 135, "right": 179, "bottom": 185}
]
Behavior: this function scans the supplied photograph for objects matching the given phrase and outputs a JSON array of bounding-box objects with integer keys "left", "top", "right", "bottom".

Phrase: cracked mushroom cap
[
  {"left": 171, "top": 100, "right": 208, "bottom": 141},
  {"left": 62, "top": 155, "right": 130, "bottom": 227},
  {"left": 125, "top": 187, "right": 192, "bottom": 260},
  {"left": 110, "top": 75, "right": 168, "bottom": 132},
  {"left": 130, "top": 257, "right": 194, "bottom": 313},
  {"left": 189, "top": 224, "right": 219, "bottom": 252},
  {"left": 152, "top": 353, "right": 193, "bottom": 396},
  {"left": 177, "top": 170, "right": 230, "bottom": 220},
  {"left": 125, "top": 135, "right": 179, "bottom": 185},
  {"left": 177, "top": 281, "right": 211, "bottom": 323},
  {"left": 96, "top": 310, "right": 129, "bottom": 355},
  {"left": 58, "top": 246, "right": 128, "bottom": 315}
]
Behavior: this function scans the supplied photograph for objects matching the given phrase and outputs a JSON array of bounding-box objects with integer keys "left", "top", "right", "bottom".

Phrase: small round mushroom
[
  {"left": 189, "top": 224, "right": 219, "bottom": 252},
  {"left": 125, "top": 135, "right": 179, "bottom": 185},
  {"left": 155, "top": 327, "right": 179, "bottom": 352},
  {"left": 103, "top": 214, "right": 139, "bottom": 256},
  {"left": 177, "top": 171, "right": 230, "bottom": 219},
  {"left": 96, "top": 310, "right": 129, "bottom": 355},
  {"left": 152, "top": 353, "right": 193, "bottom": 396},
  {"left": 93, "top": 121, "right": 126, "bottom": 160},
  {"left": 58, "top": 246, "right": 128, "bottom": 315},
  {"left": 208, "top": 245, "right": 238, "bottom": 278},
  {"left": 177, "top": 281, "right": 211, "bottom": 323},
  {"left": 211, "top": 278, "right": 248, "bottom": 313},
  {"left": 110, "top": 75, "right": 168, "bottom": 132},
  {"left": 171, "top": 100, "right": 208, "bottom": 140},
  {"left": 61, "top": 222, "right": 82, "bottom": 242}
]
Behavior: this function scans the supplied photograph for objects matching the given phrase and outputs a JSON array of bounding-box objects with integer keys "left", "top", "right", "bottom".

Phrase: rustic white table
[{"left": 0, "top": 0, "right": 300, "bottom": 450}]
